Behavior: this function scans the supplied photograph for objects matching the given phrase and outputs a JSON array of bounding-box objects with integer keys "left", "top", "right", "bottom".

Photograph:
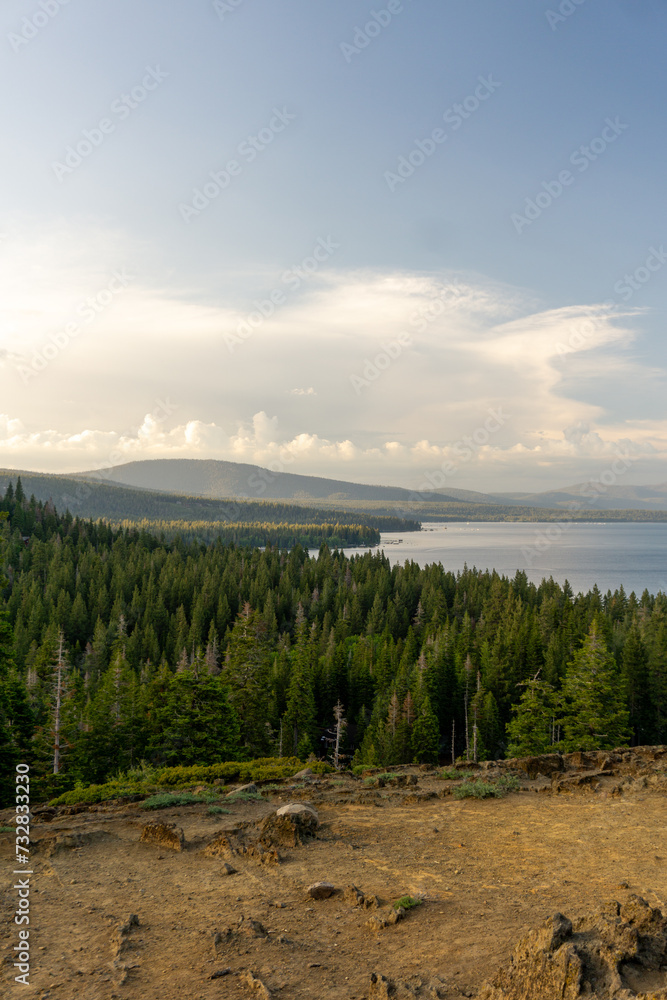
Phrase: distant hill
[
  {"left": 2, "top": 464, "right": 667, "bottom": 525},
  {"left": 493, "top": 482, "right": 667, "bottom": 512},
  {"left": 0, "top": 469, "right": 418, "bottom": 531},
  {"left": 76, "top": 459, "right": 667, "bottom": 512},
  {"left": 74, "top": 458, "right": 464, "bottom": 503}
]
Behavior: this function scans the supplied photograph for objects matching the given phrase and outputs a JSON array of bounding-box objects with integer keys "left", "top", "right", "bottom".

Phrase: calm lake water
[{"left": 342, "top": 522, "right": 667, "bottom": 597}]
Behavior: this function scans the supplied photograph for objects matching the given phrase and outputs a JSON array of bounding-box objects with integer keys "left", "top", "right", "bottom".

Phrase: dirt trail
[{"left": 2, "top": 750, "right": 667, "bottom": 999}]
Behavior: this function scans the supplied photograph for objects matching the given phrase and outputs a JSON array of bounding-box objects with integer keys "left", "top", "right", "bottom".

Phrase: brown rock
[
  {"left": 514, "top": 754, "right": 564, "bottom": 780},
  {"left": 260, "top": 802, "right": 319, "bottom": 848},
  {"left": 204, "top": 831, "right": 236, "bottom": 859},
  {"left": 243, "top": 970, "right": 271, "bottom": 998},
  {"left": 308, "top": 881, "right": 335, "bottom": 899},
  {"left": 140, "top": 822, "right": 184, "bottom": 851},
  {"left": 226, "top": 782, "right": 258, "bottom": 797}
]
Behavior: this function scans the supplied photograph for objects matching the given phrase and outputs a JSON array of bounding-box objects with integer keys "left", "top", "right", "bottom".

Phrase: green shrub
[
  {"left": 139, "top": 792, "right": 220, "bottom": 810},
  {"left": 440, "top": 767, "right": 475, "bottom": 781},
  {"left": 495, "top": 774, "right": 521, "bottom": 793},
  {"left": 393, "top": 895, "right": 422, "bottom": 910},
  {"left": 208, "top": 806, "right": 231, "bottom": 815},
  {"left": 225, "top": 790, "right": 263, "bottom": 802},
  {"left": 452, "top": 775, "right": 520, "bottom": 799},
  {"left": 49, "top": 757, "right": 333, "bottom": 807},
  {"left": 0, "top": 825, "right": 14, "bottom": 833}
]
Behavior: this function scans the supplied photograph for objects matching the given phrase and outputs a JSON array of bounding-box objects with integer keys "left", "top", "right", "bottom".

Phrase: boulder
[
  {"left": 292, "top": 768, "right": 314, "bottom": 780},
  {"left": 479, "top": 895, "right": 667, "bottom": 999},
  {"left": 226, "top": 782, "right": 258, "bottom": 797},
  {"left": 260, "top": 803, "right": 319, "bottom": 848}
]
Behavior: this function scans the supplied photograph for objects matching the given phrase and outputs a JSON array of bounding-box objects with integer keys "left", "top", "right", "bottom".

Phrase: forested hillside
[
  {"left": 0, "top": 479, "right": 666, "bottom": 807},
  {"left": 0, "top": 469, "right": 419, "bottom": 531}
]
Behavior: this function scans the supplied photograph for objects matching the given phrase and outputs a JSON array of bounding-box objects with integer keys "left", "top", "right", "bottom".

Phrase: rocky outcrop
[
  {"left": 140, "top": 821, "right": 184, "bottom": 851},
  {"left": 478, "top": 895, "right": 667, "bottom": 999}
]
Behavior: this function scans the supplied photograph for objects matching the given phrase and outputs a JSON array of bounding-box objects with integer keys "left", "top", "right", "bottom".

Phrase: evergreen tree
[
  {"left": 222, "top": 603, "right": 272, "bottom": 756},
  {"left": 506, "top": 678, "right": 557, "bottom": 757},
  {"left": 559, "top": 623, "right": 630, "bottom": 752},
  {"left": 148, "top": 667, "right": 241, "bottom": 765},
  {"left": 410, "top": 696, "right": 440, "bottom": 763}
]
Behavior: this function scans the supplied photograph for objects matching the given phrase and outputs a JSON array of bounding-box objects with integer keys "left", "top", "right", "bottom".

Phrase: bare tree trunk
[
  {"left": 473, "top": 704, "right": 478, "bottom": 764},
  {"left": 451, "top": 718, "right": 455, "bottom": 765},
  {"left": 333, "top": 700, "right": 346, "bottom": 770}
]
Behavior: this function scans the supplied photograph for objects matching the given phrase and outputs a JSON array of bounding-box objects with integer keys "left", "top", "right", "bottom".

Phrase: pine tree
[
  {"left": 559, "top": 623, "right": 630, "bottom": 752},
  {"left": 222, "top": 603, "right": 272, "bottom": 756},
  {"left": 148, "top": 667, "right": 241, "bottom": 766},
  {"left": 410, "top": 696, "right": 440, "bottom": 763},
  {"left": 282, "top": 607, "right": 317, "bottom": 757},
  {"left": 506, "top": 678, "right": 557, "bottom": 757}
]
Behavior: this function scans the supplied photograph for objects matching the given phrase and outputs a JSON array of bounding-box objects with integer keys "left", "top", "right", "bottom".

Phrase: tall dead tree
[{"left": 333, "top": 701, "right": 347, "bottom": 770}]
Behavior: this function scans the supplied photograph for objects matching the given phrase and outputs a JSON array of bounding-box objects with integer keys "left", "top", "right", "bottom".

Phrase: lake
[{"left": 342, "top": 522, "right": 667, "bottom": 597}]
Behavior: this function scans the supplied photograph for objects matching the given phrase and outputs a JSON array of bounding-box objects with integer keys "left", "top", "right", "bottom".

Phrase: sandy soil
[{"left": 2, "top": 755, "right": 667, "bottom": 1000}]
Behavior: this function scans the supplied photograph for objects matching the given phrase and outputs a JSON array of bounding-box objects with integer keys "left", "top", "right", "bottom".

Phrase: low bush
[
  {"left": 208, "top": 806, "right": 231, "bottom": 815},
  {"left": 49, "top": 757, "right": 333, "bottom": 807},
  {"left": 139, "top": 792, "right": 220, "bottom": 810},
  {"left": 393, "top": 895, "right": 422, "bottom": 910},
  {"left": 440, "top": 767, "right": 475, "bottom": 781},
  {"left": 453, "top": 775, "right": 521, "bottom": 799},
  {"left": 225, "top": 790, "right": 263, "bottom": 802}
]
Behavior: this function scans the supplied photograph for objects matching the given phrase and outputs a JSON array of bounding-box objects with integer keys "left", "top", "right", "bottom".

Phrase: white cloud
[{"left": 1, "top": 225, "right": 666, "bottom": 490}]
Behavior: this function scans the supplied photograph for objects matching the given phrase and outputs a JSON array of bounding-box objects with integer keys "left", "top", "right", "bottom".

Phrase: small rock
[
  {"left": 220, "top": 862, "right": 237, "bottom": 876},
  {"left": 226, "top": 782, "right": 258, "bottom": 797},
  {"left": 308, "top": 881, "right": 336, "bottom": 900},
  {"left": 292, "top": 768, "right": 314, "bottom": 780},
  {"left": 209, "top": 968, "right": 231, "bottom": 979}
]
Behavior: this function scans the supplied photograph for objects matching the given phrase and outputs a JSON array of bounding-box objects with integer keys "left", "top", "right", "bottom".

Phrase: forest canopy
[{"left": 0, "top": 478, "right": 665, "bottom": 806}]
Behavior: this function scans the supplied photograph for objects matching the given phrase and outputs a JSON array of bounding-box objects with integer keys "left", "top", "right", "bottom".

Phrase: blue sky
[{"left": 1, "top": 0, "right": 666, "bottom": 491}]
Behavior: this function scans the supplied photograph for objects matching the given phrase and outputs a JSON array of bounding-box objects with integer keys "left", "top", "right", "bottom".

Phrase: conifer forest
[{"left": 1, "top": 478, "right": 666, "bottom": 807}]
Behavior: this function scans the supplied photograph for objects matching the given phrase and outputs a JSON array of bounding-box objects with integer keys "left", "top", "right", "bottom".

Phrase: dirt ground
[{"left": 2, "top": 750, "right": 667, "bottom": 1000}]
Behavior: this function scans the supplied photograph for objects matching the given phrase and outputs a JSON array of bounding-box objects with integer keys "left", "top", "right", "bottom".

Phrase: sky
[{"left": 1, "top": 0, "right": 666, "bottom": 493}]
